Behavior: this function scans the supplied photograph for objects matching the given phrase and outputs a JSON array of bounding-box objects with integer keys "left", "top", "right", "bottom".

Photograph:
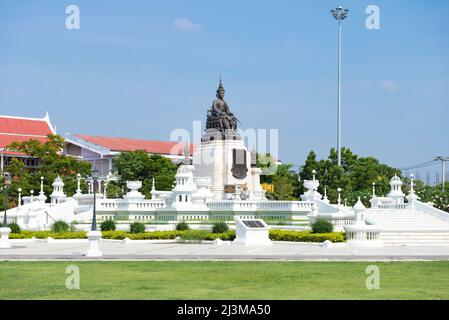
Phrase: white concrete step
[{"left": 380, "top": 231, "right": 449, "bottom": 244}]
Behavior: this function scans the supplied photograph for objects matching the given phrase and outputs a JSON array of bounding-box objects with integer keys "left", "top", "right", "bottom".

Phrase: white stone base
[
  {"left": 193, "top": 139, "right": 253, "bottom": 200},
  {"left": 85, "top": 230, "right": 103, "bottom": 257},
  {"left": 0, "top": 227, "right": 12, "bottom": 249},
  {"left": 233, "top": 219, "right": 273, "bottom": 246}
]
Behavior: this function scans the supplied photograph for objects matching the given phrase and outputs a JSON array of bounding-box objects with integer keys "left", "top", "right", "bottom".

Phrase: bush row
[
  {"left": 269, "top": 230, "right": 345, "bottom": 243},
  {"left": 9, "top": 231, "right": 87, "bottom": 239},
  {"left": 180, "top": 230, "right": 235, "bottom": 241},
  {"left": 8, "top": 229, "right": 345, "bottom": 243}
]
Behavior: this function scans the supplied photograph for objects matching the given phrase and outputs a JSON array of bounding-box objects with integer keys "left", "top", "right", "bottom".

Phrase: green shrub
[
  {"left": 128, "top": 230, "right": 182, "bottom": 240},
  {"left": 6, "top": 229, "right": 343, "bottom": 243},
  {"left": 49, "top": 231, "right": 87, "bottom": 239},
  {"left": 101, "top": 220, "right": 116, "bottom": 231},
  {"left": 8, "top": 223, "right": 21, "bottom": 234},
  {"left": 101, "top": 231, "right": 128, "bottom": 240},
  {"left": 176, "top": 221, "right": 190, "bottom": 231},
  {"left": 51, "top": 220, "right": 70, "bottom": 233},
  {"left": 312, "top": 218, "right": 333, "bottom": 233},
  {"left": 212, "top": 221, "right": 229, "bottom": 233},
  {"left": 8, "top": 231, "right": 88, "bottom": 239},
  {"left": 130, "top": 222, "right": 145, "bottom": 234},
  {"left": 9, "top": 231, "right": 36, "bottom": 239},
  {"left": 269, "top": 230, "right": 345, "bottom": 243},
  {"left": 179, "top": 230, "right": 236, "bottom": 241}
]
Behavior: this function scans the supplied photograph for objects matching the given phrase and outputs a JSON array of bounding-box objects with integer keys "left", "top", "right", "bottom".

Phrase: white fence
[{"left": 344, "top": 224, "right": 382, "bottom": 242}]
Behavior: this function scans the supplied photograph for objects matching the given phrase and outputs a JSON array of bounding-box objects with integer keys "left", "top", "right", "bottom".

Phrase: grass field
[{"left": 1, "top": 261, "right": 449, "bottom": 299}]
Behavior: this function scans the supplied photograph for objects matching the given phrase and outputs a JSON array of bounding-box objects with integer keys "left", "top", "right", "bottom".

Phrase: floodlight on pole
[{"left": 331, "top": 6, "right": 349, "bottom": 167}]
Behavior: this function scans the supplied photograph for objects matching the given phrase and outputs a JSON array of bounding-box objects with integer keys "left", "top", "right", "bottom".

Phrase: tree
[
  {"left": 113, "top": 151, "right": 178, "bottom": 198},
  {"left": 298, "top": 148, "right": 402, "bottom": 205},
  {"left": 1, "top": 134, "right": 91, "bottom": 210}
]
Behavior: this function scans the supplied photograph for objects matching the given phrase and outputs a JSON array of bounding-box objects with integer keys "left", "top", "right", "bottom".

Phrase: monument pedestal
[{"left": 193, "top": 139, "right": 253, "bottom": 200}]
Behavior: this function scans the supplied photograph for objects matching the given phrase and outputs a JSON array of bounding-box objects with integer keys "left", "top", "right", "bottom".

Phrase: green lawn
[{"left": 1, "top": 261, "right": 448, "bottom": 299}]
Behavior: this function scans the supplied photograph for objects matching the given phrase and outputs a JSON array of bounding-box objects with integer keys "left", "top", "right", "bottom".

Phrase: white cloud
[
  {"left": 380, "top": 80, "right": 398, "bottom": 92},
  {"left": 172, "top": 18, "right": 201, "bottom": 32}
]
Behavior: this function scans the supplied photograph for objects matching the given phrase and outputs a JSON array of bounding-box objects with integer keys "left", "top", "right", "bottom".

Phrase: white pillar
[{"left": 76, "top": 173, "right": 81, "bottom": 194}]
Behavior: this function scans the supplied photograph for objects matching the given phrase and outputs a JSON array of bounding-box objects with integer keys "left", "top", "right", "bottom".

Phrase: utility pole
[
  {"left": 331, "top": 6, "right": 349, "bottom": 166},
  {"left": 435, "top": 156, "right": 449, "bottom": 191}
]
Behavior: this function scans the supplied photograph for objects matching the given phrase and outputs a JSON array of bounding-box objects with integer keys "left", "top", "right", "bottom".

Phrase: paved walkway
[{"left": 1, "top": 240, "right": 449, "bottom": 260}]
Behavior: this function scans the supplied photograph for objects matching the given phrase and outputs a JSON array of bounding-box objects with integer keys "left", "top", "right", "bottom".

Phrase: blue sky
[{"left": 0, "top": 0, "right": 448, "bottom": 179}]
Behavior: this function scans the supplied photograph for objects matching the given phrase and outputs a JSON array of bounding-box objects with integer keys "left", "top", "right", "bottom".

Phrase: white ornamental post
[
  {"left": 75, "top": 173, "right": 82, "bottom": 196},
  {"left": 86, "top": 169, "right": 102, "bottom": 257},
  {"left": 18, "top": 187, "right": 22, "bottom": 208},
  {"left": 0, "top": 227, "right": 11, "bottom": 249}
]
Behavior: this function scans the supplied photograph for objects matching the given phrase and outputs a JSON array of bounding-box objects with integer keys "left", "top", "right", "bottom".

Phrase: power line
[{"left": 399, "top": 160, "right": 438, "bottom": 171}]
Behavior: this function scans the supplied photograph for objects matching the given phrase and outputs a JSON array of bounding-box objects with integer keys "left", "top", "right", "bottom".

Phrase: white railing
[
  {"left": 207, "top": 200, "right": 313, "bottom": 212},
  {"left": 344, "top": 224, "right": 382, "bottom": 241},
  {"left": 414, "top": 200, "right": 449, "bottom": 223},
  {"left": 97, "top": 199, "right": 165, "bottom": 211},
  {"left": 315, "top": 211, "right": 355, "bottom": 228},
  {"left": 315, "top": 199, "right": 340, "bottom": 213},
  {"left": 378, "top": 203, "right": 408, "bottom": 210}
]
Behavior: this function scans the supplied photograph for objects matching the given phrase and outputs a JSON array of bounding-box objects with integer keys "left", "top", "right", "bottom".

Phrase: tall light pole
[
  {"left": 91, "top": 169, "right": 99, "bottom": 231},
  {"left": 331, "top": 6, "right": 349, "bottom": 167}
]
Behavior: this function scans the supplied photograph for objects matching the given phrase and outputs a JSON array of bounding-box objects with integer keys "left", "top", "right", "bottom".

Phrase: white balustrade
[
  {"left": 344, "top": 224, "right": 382, "bottom": 242},
  {"left": 97, "top": 199, "right": 165, "bottom": 212},
  {"left": 207, "top": 200, "right": 313, "bottom": 212}
]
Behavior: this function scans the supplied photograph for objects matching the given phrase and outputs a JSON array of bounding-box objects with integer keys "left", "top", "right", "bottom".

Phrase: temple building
[
  {"left": 0, "top": 112, "right": 56, "bottom": 175},
  {"left": 63, "top": 134, "right": 195, "bottom": 177},
  {"left": 0, "top": 112, "right": 194, "bottom": 180}
]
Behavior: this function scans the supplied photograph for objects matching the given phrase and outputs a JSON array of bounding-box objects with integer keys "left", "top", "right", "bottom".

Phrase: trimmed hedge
[
  {"left": 312, "top": 218, "right": 333, "bottom": 233},
  {"left": 51, "top": 220, "right": 70, "bottom": 233},
  {"left": 7, "top": 229, "right": 345, "bottom": 243},
  {"left": 9, "top": 231, "right": 87, "bottom": 239},
  {"left": 269, "top": 230, "right": 345, "bottom": 243},
  {"left": 100, "top": 220, "right": 116, "bottom": 231},
  {"left": 180, "top": 230, "right": 235, "bottom": 241},
  {"left": 212, "top": 221, "right": 229, "bottom": 233},
  {"left": 130, "top": 222, "right": 145, "bottom": 234},
  {"left": 8, "top": 223, "right": 21, "bottom": 234},
  {"left": 176, "top": 221, "right": 190, "bottom": 231}
]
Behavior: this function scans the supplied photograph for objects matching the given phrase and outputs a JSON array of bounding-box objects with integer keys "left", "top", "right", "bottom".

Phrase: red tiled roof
[
  {"left": 0, "top": 116, "right": 52, "bottom": 136},
  {"left": 0, "top": 134, "right": 48, "bottom": 149},
  {"left": 74, "top": 134, "right": 196, "bottom": 156}
]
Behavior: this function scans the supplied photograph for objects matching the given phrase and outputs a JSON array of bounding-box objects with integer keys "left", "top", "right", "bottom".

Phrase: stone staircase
[{"left": 365, "top": 209, "right": 449, "bottom": 245}]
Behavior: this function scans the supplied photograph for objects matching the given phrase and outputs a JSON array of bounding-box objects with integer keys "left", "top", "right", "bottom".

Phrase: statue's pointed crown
[{"left": 217, "top": 74, "right": 225, "bottom": 92}]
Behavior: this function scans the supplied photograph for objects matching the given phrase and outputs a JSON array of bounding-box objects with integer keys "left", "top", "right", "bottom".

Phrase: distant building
[
  {"left": 0, "top": 112, "right": 56, "bottom": 175},
  {"left": 63, "top": 134, "right": 195, "bottom": 177}
]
